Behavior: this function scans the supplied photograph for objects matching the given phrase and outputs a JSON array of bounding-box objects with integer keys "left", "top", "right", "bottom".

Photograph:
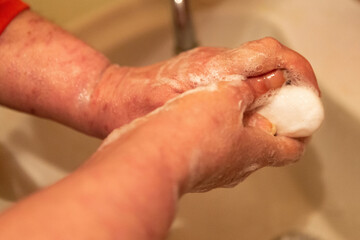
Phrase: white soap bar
[{"left": 256, "top": 85, "right": 324, "bottom": 137}]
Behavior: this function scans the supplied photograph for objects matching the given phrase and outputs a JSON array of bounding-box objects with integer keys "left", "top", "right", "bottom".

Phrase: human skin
[
  {"left": 0, "top": 79, "right": 306, "bottom": 240},
  {"left": 0, "top": 10, "right": 319, "bottom": 138},
  {"left": 0, "top": 10, "right": 320, "bottom": 240}
]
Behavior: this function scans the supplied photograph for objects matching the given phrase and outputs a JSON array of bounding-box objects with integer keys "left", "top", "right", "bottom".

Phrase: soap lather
[{"left": 256, "top": 85, "right": 324, "bottom": 138}]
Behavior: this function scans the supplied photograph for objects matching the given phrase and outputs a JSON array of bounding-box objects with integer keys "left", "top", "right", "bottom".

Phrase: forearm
[
  {"left": 0, "top": 10, "right": 130, "bottom": 136},
  {"left": 0, "top": 13, "right": 318, "bottom": 140},
  {"left": 0, "top": 105, "right": 197, "bottom": 240},
  {"left": 0, "top": 87, "right": 223, "bottom": 240},
  {"left": 0, "top": 154, "right": 178, "bottom": 240},
  {"left": 0, "top": 10, "right": 237, "bottom": 138}
]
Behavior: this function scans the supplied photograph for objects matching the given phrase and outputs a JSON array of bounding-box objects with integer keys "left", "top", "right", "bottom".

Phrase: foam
[{"left": 256, "top": 85, "right": 324, "bottom": 137}]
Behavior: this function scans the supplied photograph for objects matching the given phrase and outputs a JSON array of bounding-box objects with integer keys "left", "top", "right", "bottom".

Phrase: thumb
[{"left": 244, "top": 112, "right": 276, "bottom": 135}]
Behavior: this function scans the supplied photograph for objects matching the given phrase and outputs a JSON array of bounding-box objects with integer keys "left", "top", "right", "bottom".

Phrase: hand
[
  {"left": 95, "top": 70, "right": 307, "bottom": 194},
  {"left": 0, "top": 10, "right": 318, "bottom": 139},
  {"left": 89, "top": 37, "right": 319, "bottom": 138}
]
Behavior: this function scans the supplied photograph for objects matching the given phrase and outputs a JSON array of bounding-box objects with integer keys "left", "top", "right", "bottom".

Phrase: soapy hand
[
  {"left": 89, "top": 37, "right": 320, "bottom": 138},
  {"left": 92, "top": 38, "right": 323, "bottom": 192},
  {"left": 98, "top": 78, "right": 307, "bottom": 194}
]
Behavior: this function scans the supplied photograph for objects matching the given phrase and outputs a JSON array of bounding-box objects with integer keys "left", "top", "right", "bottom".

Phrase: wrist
[
  {"left": 87, "top": 62, "right": 176, "bottom": 138},
  {"left": 82, "top": 141, "right": 182, "bottom": 239},
  {"left": 86, "top": 65, "right": 135, "bottom": 138}
]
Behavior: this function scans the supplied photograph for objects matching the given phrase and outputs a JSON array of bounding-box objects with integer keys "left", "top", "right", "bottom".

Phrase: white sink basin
[{"left": 1, "top": 0, "right": 360, "bottom": 239}]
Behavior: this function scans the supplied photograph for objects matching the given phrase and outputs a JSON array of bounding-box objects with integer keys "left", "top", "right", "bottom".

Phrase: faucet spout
[{"left": 171, "top": 0, "right": 198, "bottom": 54}]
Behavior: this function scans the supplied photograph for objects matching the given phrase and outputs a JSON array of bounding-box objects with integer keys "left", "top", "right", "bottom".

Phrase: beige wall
[{"left": 24, "top": 0, "right": 117, "bottom": 26}]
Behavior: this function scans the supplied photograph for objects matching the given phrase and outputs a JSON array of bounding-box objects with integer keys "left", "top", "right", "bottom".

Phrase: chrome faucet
[{"left": 171, "top": 0, "right": 198, "bottom": 54}]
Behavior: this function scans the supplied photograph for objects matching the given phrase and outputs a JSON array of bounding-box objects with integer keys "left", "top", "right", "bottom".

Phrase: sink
[{"left": 1, "top": 0, "right": 360, "bottom": 239}]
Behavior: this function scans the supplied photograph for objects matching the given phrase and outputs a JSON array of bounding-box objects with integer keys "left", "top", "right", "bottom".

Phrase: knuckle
[{"left": 260, "top": 37, "right": 283, "bottom": 50}]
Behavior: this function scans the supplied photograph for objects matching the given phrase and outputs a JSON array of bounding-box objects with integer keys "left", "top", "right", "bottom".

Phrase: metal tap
[{"left": 170, "top": 0, "right": 198, "bottom": 54}]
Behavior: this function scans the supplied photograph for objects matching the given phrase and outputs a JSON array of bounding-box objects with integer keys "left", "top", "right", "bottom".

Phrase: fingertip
[
  {"left": 244, "top": 126, "right": 306, "bottom": 167},
  {"left": 270, "top": 135, "right": 306, "bottom": 166},
  {"left": 244, "top": 112, "right": 276, "bottom": 136}
]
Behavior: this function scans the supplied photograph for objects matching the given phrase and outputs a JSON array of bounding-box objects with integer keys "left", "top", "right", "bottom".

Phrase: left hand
[{"left": 88, "top": 37, "right": 319, "bottom": 138}]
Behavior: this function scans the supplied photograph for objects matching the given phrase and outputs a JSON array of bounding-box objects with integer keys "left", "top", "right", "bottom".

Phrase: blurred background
[{"left": 1, "top": 0, "right": 360, "bottom": 239}]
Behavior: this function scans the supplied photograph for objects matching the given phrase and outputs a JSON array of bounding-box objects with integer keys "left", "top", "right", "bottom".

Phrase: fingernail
[
  {"left": 244, "top": 112, "right": 277, "bottom": 135},
  {"left": 247, "top": 70, "right": 286, "bottom": 98}
]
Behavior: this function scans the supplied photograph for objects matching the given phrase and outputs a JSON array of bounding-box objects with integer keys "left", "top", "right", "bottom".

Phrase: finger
[
  {"left": 211, "top": 37, "right": 320, "bottom": 95},
  {"left": 243, "top": 112, "right": 276, "bottom": 135},
  {"left": 242, "top": 127, "right": 305, "bottom": 167},
  {"left": 245, "top": 69, "right": 286, "bottom": 98},
  {"left": 240, "top": 68, "right": 285, "bottom": 135},
  {"left": 178, "top": 80, "right": 305, "bottom": 165}
]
